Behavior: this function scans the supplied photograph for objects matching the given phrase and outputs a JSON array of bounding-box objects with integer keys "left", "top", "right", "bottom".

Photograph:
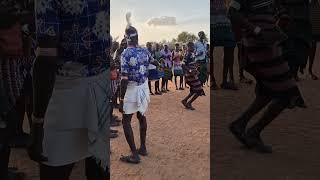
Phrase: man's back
[
  {"left": 121, "top": 47, "right": 151, "bottom": 85},
  {"left": 35, "top": 0, "right": 110, "bottom": 77}
]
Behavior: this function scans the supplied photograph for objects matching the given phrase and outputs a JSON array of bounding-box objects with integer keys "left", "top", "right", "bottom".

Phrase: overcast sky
[{"left": 111, "top": 0, "right": 210, "bottom": 44}]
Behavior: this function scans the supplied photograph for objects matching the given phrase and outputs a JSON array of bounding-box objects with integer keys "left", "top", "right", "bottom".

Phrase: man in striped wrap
[
  {"left": 181, "top": 42, "right": 205, "bottom": 111},
  {"left": 228, "top": 0, "right": 306, "bottom": 153}
]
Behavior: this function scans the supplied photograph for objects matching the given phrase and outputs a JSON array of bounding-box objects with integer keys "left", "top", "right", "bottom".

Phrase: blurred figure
[
  {"left": 212, "top": 0, "right": 238, "bottom": 90},
  {"left": 228, "top": 0, "right": 306, "bottom": 153},
  {"left": 181, "top": 42, "right": 205, "bottom": 110},
  {"left": 29, "top": 0, "right": 110, "bottom": 179}
]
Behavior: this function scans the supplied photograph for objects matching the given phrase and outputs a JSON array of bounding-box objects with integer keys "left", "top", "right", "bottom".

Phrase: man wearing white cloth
[
  {"left": 27, "top": 0, "right": 110, "bottom": 179},
  {"left": 119, "top": 13, "right": 151, "bottom": 164}
]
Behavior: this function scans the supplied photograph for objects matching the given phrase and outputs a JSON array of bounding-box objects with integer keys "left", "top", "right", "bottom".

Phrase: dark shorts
[{"left": 212, "top": 27, "right": 236, "bottom": 48}]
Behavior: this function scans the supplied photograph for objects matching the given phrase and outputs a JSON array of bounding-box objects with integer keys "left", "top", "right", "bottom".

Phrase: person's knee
[{"left": 137, "top": 113, "right": 146, "bottom": 121}]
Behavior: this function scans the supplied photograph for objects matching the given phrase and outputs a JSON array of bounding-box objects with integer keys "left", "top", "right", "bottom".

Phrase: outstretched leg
[
  {"left": 245, "top": 99, "right": 288, "bottom": 153},
  {"left": 309, "top": 41, "right": 318, "bottom": 80},
  {"left": 229, "top": 95, "right": 272, "bottom": 146},
  {"left": 182, "top": 92, "right": 195, "bottom": 108},
  {"left": 137, "top": 112, "right": 148, "bottom": 156},
  {"left": 186, "top": 93, "right": 200, "bottom": 110}
]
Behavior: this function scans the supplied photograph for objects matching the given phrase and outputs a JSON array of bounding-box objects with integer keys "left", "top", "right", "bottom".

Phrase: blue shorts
[{"left": 212, "top": 27, "right": 236, "bottom": 48}]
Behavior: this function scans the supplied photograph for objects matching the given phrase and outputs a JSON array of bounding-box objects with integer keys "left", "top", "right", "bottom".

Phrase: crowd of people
[
  {"left": 109, "top": 13, "right": 210, "bottom": 164},
  {"left": 212, "top": 0, "right": 319, "bottom": 153}
]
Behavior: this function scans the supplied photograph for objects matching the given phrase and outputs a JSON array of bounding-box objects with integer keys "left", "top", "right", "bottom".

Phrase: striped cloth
[
  {"left": 185, "top": 63, "right": 205, "bottom": 95},
  {"left": 212, "top": 0, "right": 236, "bottom": 47},
  {"left": 0, "top": 57, "right": 32, "bottom": 106},
  {"left": 229, "top": 0, "right": 305, "bottom": 106}
]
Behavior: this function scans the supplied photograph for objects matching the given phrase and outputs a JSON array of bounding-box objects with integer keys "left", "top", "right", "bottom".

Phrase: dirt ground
[
  {"left": 110, "top": 83, "right": 210, "bottom": 180},
  {"left": 212, "top": 46, "right": 320, "bottom": 180},
  {"left": 9, "top": 79, "right": 210, "bottom": 180}
]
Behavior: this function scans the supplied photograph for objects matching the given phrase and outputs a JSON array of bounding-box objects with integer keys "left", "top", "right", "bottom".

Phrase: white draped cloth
[
  {"left": 123, "top": 80, "right": 150, "bottom": 115},
  {"left": 42, "top": 69, "right": 110, "bottom": 168}
]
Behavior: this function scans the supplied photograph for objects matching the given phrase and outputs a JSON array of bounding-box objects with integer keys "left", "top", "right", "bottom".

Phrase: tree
[{"left": 177, "top": 32, "right": 198, "bottom": 43}]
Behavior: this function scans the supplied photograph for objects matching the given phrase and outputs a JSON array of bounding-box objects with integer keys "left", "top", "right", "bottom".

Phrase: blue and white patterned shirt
[
  {"left": 121, "top": 47, "right": 152, "bottom": 85},
  {"left": 35, "top": 0, "right": 110, "bottom": 77},
  {"left": 195, "top": 40, "right": 207, "bottom": 62}
]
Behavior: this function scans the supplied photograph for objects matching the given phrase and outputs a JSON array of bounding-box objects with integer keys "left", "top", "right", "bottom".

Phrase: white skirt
[
  {"left": 123, "top": 80, "right": 150, "bottom": 115},
  {"left": 42, "top": 70, "right": 110, "bottom": 168}
]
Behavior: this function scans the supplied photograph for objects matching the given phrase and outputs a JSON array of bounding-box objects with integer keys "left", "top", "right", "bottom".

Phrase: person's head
[
  {"left": 175, "top": 43, "right": 180, "bottom": 50},
  {"left": 146, "top": 42, "right": 152, "bottom": 50},
  {"left": 155, "top": 43, "right": 160, "bottom": 50},
  {"left": 120, "top": 38, "right": 127, "bottom": 49},
  {"left": 164, "top": 44, "right": 168, "bottom": 51},
  {"left": 125, "top": 12, "right": 138, "bottom": 46},
  {"left": 198, "top": 31, "right": 205, "bottom": 40},
  {"left": 182, "top": 44, "right": 187, "bottom": 51},
  {"left": 125, "top": 26, "right": 138, "bottom": 46},
  {"left": 187, "top": 41, "right": 195, "bottom": 52}
]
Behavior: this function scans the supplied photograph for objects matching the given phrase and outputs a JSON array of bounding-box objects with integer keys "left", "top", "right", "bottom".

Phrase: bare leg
[
  {"left": 137, "top": 112, "right": 147, "bottom": 156},
  {"left": 309, "top": 41, "right": 318, "bottom": 80},
  {"left": 245, "top": 99, "right": 288, "bottom": 153},
  {"left": 174, "top": 76, "right": 178, "bottom": 90},
  {"left": 186, "top": 93, "right": 200, "bottom": 110},
  {"left": 121, "top": 114, "right": 140, "bottom": 163},
  {"left": 229, "top": 95, "right": 272, "bottom": 146}
]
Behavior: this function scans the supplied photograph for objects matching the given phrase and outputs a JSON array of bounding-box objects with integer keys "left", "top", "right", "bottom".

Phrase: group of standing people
[
  {"left": 108, "top": 13, "right": 209, "bottom": 164},
  {"left": 211, "top": 0, "right": 318, "bottom": 153}
]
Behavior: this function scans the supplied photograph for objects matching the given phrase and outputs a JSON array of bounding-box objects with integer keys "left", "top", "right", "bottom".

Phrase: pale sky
[{"left": 111, "top": 0, "right": 210, "bottom": 44}]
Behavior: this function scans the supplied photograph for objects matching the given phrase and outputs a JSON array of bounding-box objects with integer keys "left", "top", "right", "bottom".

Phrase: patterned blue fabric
[
  {"left": 121, "top": 47, "right": 152, "bottom": 85},
  {"left": 35, "top": 0, "right": 110, "bottom": 77}
]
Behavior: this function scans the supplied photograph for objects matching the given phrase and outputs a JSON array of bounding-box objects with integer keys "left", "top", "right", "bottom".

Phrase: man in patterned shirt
[
  {"left": 28, "top": 0, "right": 110, "bottom": 179},
  {"left": 119, "top": 13, "right": 152, "bottom": 164}
]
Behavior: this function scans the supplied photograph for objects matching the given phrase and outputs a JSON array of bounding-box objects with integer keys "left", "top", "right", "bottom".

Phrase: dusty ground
[
  {"left": 9, "top": 80, "right": 210, "bottom": 180},
  {"left": 110, "top": 83, "right": 210, "bottom": 180},
  {"left": 212, "top": 46, "right": 320, "bottom": 180}
]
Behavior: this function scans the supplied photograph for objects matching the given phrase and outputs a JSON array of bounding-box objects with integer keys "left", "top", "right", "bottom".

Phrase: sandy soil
[
  {"left": 110, "top": 84, "right": 210, "bottom": 180},
  {"left": 212, "top": 46, "right": 320, "bottom": 180}
]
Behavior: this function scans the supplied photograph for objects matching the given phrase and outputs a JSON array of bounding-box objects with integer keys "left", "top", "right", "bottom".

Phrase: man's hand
[
  {"left": 27, "top": 116, "right": 48, "bottom": 163},
  {"left": 119, "top": 77, "right": 128, "bottom": 113}
]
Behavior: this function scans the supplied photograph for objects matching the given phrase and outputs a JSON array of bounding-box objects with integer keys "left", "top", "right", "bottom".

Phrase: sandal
[
  {"left": 137, "top": 148, "right": 148, "bottom": 156},
  {"left": 186, "top": 104, "right": 195, "bottom": 110},
  {"left": 181, "top": 100, "right": 188, "bottom": 108},
  {"left": 120, "top": 155, "right": 140, "bottom": 164}
]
